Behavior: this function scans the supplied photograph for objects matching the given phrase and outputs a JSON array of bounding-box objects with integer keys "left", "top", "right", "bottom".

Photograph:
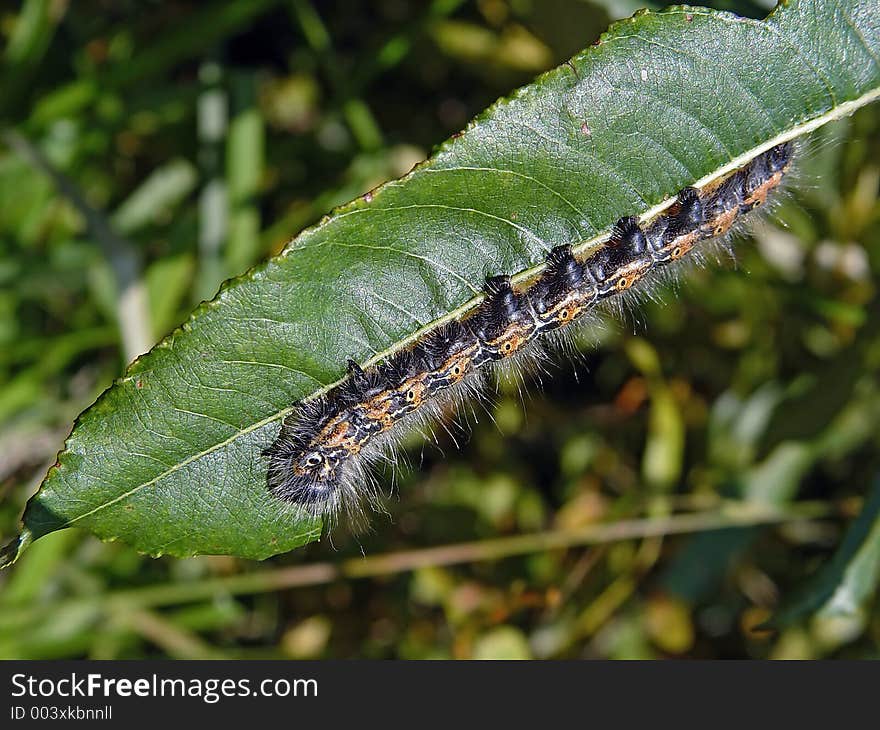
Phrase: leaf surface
[{"left": 4, "top": 0, "right": 879, "bottom": 562}]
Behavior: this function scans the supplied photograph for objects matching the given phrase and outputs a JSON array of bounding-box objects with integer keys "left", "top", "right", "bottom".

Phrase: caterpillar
[{"left": 263, "top": 142, "right": 795, "bottom": 523}]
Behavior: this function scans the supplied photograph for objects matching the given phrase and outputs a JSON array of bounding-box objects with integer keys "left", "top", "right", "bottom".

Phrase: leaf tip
[{"left": 0, "top": 529, "right": 33, "bottom": 570}]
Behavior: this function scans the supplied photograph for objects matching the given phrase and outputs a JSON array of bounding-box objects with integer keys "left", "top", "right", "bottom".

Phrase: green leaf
[{"left": 3, "top": 0, "right": 879, "bottom": 564}]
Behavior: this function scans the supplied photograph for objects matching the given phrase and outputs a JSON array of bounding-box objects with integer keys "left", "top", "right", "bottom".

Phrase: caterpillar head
[{"left": 264, "top": 441, "right": 340, "bottom": 509}]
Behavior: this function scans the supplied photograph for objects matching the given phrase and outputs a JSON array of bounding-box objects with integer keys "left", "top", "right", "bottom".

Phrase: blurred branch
[
  {"left": 1, "top": 129, "right": 152, "bottom": 362},
  {"left": 0, "top": 500, "right": 837, "bottom": 627},
  {"left": 120, "top": 608, "right": 227, "bottom": 660}
]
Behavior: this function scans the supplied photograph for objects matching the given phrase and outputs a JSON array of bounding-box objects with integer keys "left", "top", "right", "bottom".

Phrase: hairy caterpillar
[{"left": 263, "top": 142, "right": 795, "bottom": 522}]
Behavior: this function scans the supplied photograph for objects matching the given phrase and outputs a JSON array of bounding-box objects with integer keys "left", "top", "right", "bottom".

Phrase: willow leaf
[{"left": 3, "top": 0, "right": 879, "bottom": 564}]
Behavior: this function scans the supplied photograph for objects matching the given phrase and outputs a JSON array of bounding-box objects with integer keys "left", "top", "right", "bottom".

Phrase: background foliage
[{"left": 0, "top": 0, "right": 878, "bottom": 658}]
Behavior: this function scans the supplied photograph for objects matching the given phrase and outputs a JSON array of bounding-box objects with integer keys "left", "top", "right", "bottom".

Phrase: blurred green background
[{"left": 1, "top": 0, "right": 878, "bottom": 659}]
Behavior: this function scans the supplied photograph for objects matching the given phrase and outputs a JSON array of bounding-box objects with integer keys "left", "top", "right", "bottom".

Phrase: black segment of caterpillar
[{"left": 263, "top": 142, "right": 795, "bottom": 522}]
